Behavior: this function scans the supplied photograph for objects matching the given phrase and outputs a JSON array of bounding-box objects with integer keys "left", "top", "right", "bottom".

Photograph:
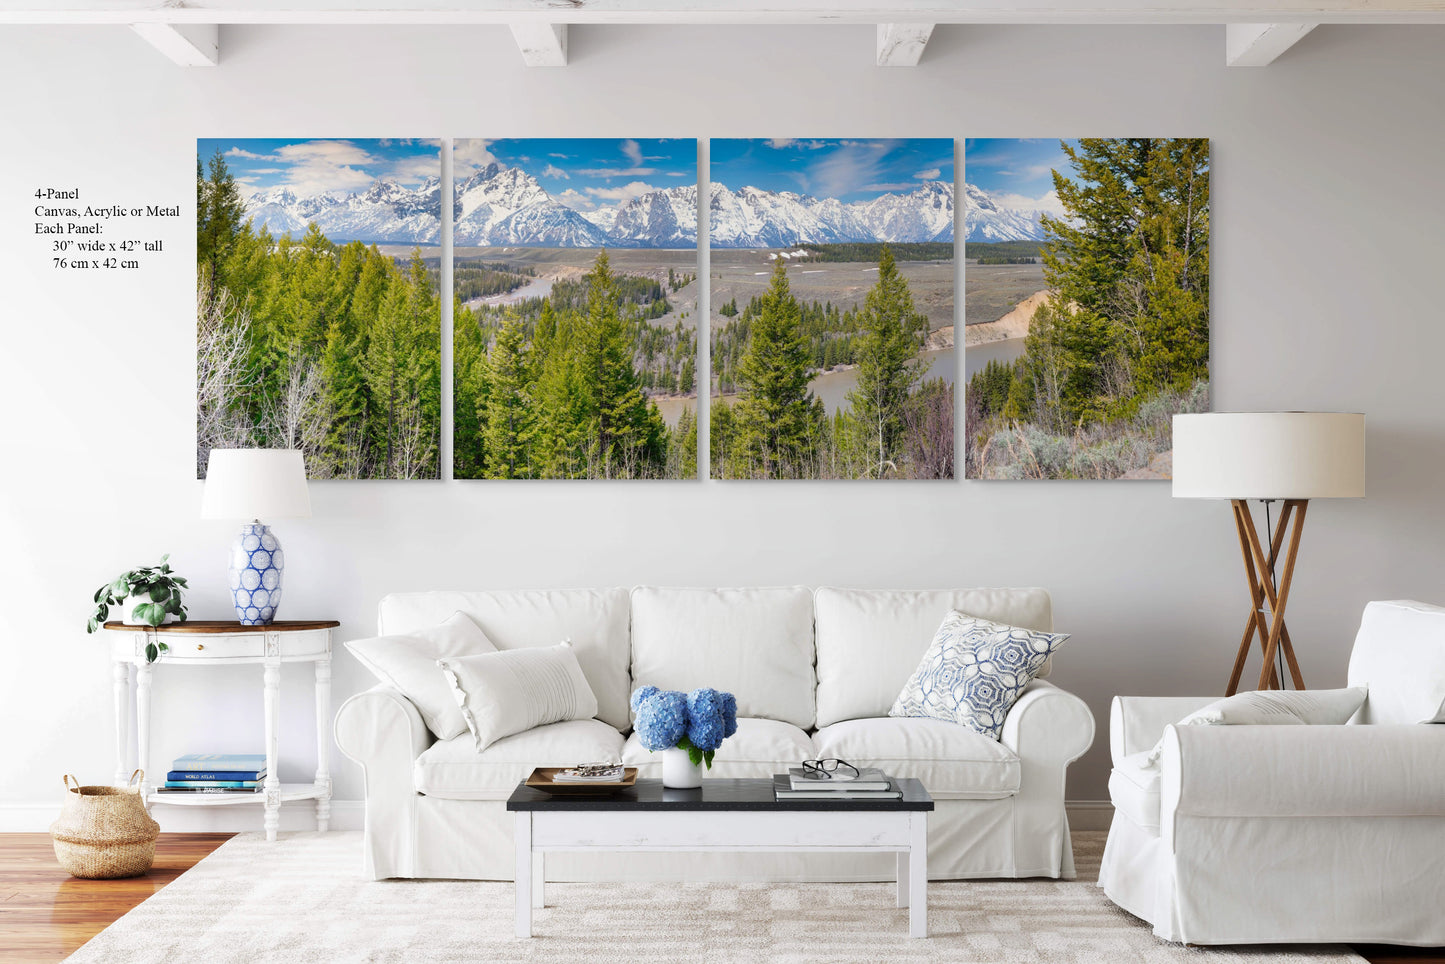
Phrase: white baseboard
[
  {"left": 0, "top": 800, "right": 365, "bottom": 833},
  {"left": 4, "top": 800, "right": 1112, "bottom": 834}
]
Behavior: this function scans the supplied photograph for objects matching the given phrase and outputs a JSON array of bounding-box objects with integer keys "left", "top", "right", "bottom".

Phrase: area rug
[{"left": 64, "top": 831, "right": 1364, "bottom": 963}]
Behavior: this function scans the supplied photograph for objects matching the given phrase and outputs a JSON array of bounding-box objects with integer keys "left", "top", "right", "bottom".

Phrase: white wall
[{"left": 2, "top": 22, "right": 1444, "bottom": 829}]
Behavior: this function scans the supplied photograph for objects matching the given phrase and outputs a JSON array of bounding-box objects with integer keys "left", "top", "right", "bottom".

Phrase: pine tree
[
  {"left": 845, "top": 246, "right": 928, "bottom": 477},
  {"left": 197, "top": 150, "right": 248, "bottom": 295},
  {"left": 482, "top": 315, "right": 535, "bottom": 478},
  {"left": 730, "top": 258, "right": 817, "bottom": 478}
]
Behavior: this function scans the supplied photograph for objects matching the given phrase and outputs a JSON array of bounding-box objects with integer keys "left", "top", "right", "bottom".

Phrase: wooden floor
[
  {"left": 0, "top": 833, "right": 232, "bottom": 963},
  {"left": 0, "top": 833, "right": 1440, "bottom": 963}
]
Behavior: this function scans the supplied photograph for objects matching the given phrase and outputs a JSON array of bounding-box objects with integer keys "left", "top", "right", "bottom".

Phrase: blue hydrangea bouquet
[{"left": 630, "top": 686, "right": 738, "bottom": 769}]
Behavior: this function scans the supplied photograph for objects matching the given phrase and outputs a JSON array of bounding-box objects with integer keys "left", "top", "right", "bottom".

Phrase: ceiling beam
[
  {"left": 2, "top": 1, "right": 1444, "bottom": 26},
  {"left": 1225, "top": 21, "right": 1317, "bottom": 63},
  {"left": 508, "top": 21, "right": 566, "bottom": 66},
  {"left": 129, "top": 21, "right": 219, "bottom": 65},
  {"left": 877, "top": 23, "right": 934, "bottom": 66}
]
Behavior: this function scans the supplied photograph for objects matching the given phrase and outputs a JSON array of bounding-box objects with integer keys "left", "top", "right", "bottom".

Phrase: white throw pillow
[
  {"left": 345, "top": 612, "right": 497, "bottom": 739},
  {"left": 439, "top": 642, "right": 600, "bottom": 753},
  {"left": 1143, "top": 686, "right": 1369, "bottom": 766},
  {"left": 888, "top": 611, "right": 1070, "bottom": 740}
]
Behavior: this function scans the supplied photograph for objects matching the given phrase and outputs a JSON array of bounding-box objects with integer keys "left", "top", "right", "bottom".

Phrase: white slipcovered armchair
[{"left": 1099, "top": 600, "right": 1445, "bottom": 946}]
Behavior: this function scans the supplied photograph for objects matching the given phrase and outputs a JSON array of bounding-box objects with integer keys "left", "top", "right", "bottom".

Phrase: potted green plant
[{"left": 86, "top": 555, "right": 190, "bottom": 662}]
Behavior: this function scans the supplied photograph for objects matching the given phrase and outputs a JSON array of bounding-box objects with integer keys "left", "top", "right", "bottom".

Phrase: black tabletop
[{"left": 507, "top": 777, "right": 933, "bottom": 812}]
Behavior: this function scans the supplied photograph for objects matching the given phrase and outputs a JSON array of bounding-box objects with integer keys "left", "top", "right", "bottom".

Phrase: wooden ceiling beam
[
  {"left": 129, "top": 21, "right": 219, "bottom": 65},
  {"left": 877, "top": 23, "right": 935, "bottom": 66},
  {"left": 1, "top": 1, "right": 1444, "bottom": 26},
  {"left": 1225, "top": 21, "right": 1318, "bottom": 64},
  {"left": 508, "top": 21, "right": 566, "bottom": 66}
]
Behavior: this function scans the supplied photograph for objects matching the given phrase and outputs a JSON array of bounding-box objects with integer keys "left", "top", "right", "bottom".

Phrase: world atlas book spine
[{"left": 167, "top": 770, "right": 266, "bottom": 782}]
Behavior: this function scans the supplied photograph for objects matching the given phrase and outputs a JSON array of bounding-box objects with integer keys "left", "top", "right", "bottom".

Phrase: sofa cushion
[
  {"left": 1348, "top": 600, "right": 1445, "bottom": 724},
  {"left": 1108, "top": 750, "right": 1162, "bottom": 835},
  {"left": 377, "top": 590, "right": 632, "bottom": 731},
  {"left": 413, "top": 719, "right": 625, "bottom": 801},
  {"left": 814, "top": 587, "right": 1054, "bottom": 728},
  {"left": 623, "top": 717, "right": 814, "bottom": 780},
  {"left": 439, "top": 643, "right": 599, "bottom": 753},
  {"left": 630, "top": 587, "right": 816, "bottom": 729},
  {"left": 812, "top": 717, "right": 1020, "bottom": 800},
  {"left": 345, "top": 611, "right": 497, "bottom": 740}
]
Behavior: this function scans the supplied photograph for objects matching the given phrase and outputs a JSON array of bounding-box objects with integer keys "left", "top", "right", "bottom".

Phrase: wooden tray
[{"left": 525, "top": 767, "right": 638, "bottom": 795}]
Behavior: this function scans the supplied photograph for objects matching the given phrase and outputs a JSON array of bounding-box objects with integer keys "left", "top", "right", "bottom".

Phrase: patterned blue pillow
[{"left": 889, "top": 611, "right": 1070, "bottom": 740}]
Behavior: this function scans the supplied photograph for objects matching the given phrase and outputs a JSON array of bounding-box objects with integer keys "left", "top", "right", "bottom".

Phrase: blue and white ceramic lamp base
[{"left": 228, "top": 522, "right": 285, "bottom": 625}]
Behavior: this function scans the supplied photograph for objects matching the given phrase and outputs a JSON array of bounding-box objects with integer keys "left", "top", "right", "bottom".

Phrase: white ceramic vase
[{"left": 661, "top": 747, "right": 704, "bottom": 789}]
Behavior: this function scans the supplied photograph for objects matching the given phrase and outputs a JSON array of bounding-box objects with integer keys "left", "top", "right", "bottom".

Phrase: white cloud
[
  {"left": 585, "top": 180, "right": 662, "bottom": 204},
  {"left": 226, "top": 147, "right": 279, "bottom": 161},
  {"left": 993, "top": 188, "right": 1068, "bottom": 218},
  {"left": 767, "top": 138, "right": 796, "bottom": 149},
  {"left": 914, "top": 167, "right": 941, "bottom": 180},
  {"left": 453, "top": 139, "right": 497, "bottom": 173},
  {"left": 621, "top": 139, "right": 643, "bottom": 166},
  {"left": 810, "top": 141, "right": 891, "bottom": 198},
  {"left": 267, "top": 140, "right": 380, "bottom": 196},
  {"left": 541, "top": 163, "right": 569, "bottom": 180},
  {"left": 575, "top": 165, "right": 657, "bottom": 178},
  {"left": 554, "top": 188, "right": 597, "bottom": 212}
]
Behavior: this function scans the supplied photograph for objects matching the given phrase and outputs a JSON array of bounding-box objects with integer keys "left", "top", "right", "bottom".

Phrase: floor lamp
[{"left": 1173, "top": 413, "right": 1365, "bottom": 695}]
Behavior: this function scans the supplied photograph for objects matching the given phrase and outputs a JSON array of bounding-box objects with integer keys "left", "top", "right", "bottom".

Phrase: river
[
  {"left": 653, "top": 336, "right": 1026, "bottom": 425},
  {"left": 465, "top": 276, "right": 554, "bottom": 310}
]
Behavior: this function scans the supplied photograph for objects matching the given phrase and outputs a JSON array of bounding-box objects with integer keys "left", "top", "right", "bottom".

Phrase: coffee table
[{"left": 506, "top": 777, "right": 934, "bottom": 938}]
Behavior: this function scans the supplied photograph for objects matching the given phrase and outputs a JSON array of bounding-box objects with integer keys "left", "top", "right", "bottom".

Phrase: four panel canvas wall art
[
  {"left": 451, "top": 138, "right": 699, "bottom": 480},
  {"left": 195, "top": 138, "right": 443, "bottom": 479},
  {"left": 195, "top": 137, "right": 1209, "bottom": 482},
  {"left": 709, "top": 138, "right": 956, "bottom": 480},
  {"left": 963, "top": 138, "right": 1211, "bottom": 480}
]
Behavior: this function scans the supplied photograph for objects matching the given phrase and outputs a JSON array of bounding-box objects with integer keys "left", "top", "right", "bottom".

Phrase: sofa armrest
[
  {"left": 1159, "top": 724, "right": 1445, "bottom": 821},
  {"left": 1109, "top": 695, "right": 1218, "bottom": 765},
  {"left": 335, "top": 683, "right": 432, "bottom": 770},
  {"left": 1001, "top": 679, "right": 1095, "bottom": 768}
]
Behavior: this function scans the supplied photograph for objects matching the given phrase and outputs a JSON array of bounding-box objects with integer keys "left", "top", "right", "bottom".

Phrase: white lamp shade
[
  {"left": 201, "top": 449, "right": 312, "bottom": 520},
  {"left": 1172, "top": 413, "right": 1365, "bottom": 500}
]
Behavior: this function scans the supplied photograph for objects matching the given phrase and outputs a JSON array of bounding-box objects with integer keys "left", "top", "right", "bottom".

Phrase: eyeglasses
[{"left": 800, "top": 758, "right": 860, "bottom": 781}]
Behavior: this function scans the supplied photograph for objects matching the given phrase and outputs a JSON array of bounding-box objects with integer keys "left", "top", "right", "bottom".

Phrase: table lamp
[
  {"left": 1173, "top": 412, "right": 1365, "bottom": 695},
  {"left": 200, "top": 449, "right": 312, "bottom": 626}
]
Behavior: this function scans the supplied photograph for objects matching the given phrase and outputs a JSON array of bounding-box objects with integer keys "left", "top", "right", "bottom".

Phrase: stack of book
[
  {"left": 159, "top": 753, "right": 267, "bottom": 794},
  {"left": 772, "top": 766, "right": 902, "bottom": 800}
]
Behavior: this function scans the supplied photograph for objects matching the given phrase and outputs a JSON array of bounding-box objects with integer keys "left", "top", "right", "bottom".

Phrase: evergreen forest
[
  {"left": 196, "top": 151, "right": 441, "bottom": 479},
  {"left": 711, "top": 247, "right": 953, "bottom": 480},
  {"left": 453, "top": 251, "right": 697, "bottom": 480},
  {"left": 964, "top": 139, "right": 1211, "bottom": 480}
]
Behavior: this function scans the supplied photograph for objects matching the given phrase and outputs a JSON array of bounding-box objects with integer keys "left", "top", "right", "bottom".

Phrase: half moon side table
[{"left": 105, "top": 619, "right": 340, "bottom": 842}]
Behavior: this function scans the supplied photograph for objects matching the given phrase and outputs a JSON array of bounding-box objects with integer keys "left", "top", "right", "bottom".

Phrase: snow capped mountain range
[
  {"left": 242, "top": 161, "right": 1049, "bottom": 248},
  {"left": 961, "top": 182, "right": 1051, "bottom": 243}
]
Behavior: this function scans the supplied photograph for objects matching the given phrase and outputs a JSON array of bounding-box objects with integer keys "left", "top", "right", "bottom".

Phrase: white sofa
[
  {"left": 1099, "top": 599, "right": 1445, "bottom": 946},
  {"left": 335, "top": 586, "right": 1095, "bottom": 882}
]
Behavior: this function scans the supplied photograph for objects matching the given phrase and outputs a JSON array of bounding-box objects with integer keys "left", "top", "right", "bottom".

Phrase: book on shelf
[
  {"left": 786, "top": 766, "right": 892, "bottom": 792},
  {"left": 167, "top": 770, "right": 266, "bottom": 782},
  {"left": 772, "top": 774, "right": 902, "bottom": 800},
  {"left": 156, "top": 785, "right": 261, "bottom": 794},
  {"left": 171, "top": 753, "right": 267, "bottom": 772},
  {"left": 163, "top": 780, "right": 259, "bottom": 789}
]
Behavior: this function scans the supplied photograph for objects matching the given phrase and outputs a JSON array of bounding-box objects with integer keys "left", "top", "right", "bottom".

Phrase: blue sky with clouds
[
  {"left": 197, "top": 138, "right": 440, "bottom": 197},
  {"left": 710, "top": 139, "right": 953, "bottom": 202},
  {"left": 456, "top": 138, "right": 695, "bottom": 213},
  {"left": 964, "top": 138, "right": 1079, "bottom": 215}
]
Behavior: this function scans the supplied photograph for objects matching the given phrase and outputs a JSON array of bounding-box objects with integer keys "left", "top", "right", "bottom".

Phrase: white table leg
[
  {"left": 313, "top": 655, "right": 332, "bottom": 832},
  {"left": 112, "top": 661, "right": 130, "bottom": 786},
  {"left": 263, "top": 659, "right": 281, "bottom": 842},
  {"left": 532, "top": 851, "right": 545, "bottom": 909},
  {"left": 515, "top": 812, "right": 533, "bottom": 937},
  {"left": 908, "top": 812, "right": 928, "bottom": 938},
  {"left": 896, "top": 850, "right": 910, "bottom": 909},
  {"left": 135, "top": 661, "right": 152, "bottom": 799}
]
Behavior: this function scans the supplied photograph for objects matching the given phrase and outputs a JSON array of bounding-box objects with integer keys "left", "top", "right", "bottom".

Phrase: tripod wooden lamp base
[{"left": 1173, "top": 413, "right": 1366, "bottom": 697}]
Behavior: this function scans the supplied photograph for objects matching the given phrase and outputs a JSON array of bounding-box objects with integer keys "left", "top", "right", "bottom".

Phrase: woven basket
[{"left": 50, "top": 770, "right": 160, "bottom": 879}]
